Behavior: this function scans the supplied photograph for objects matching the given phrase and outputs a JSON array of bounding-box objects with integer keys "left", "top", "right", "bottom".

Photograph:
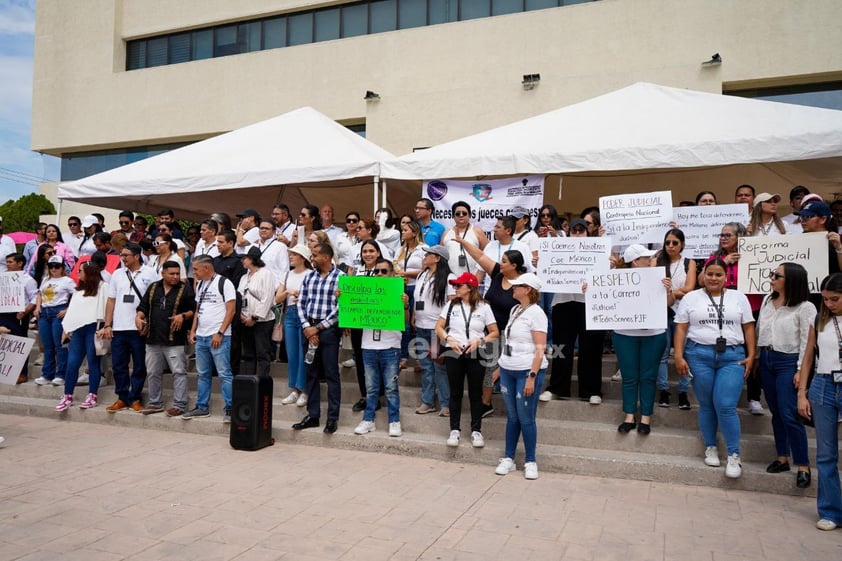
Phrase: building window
[
  {"left": 60, "top": 143, "right": 193, "bottom": 181},
  {"left": 125, "top": 0, "right": 596, "bottom": 70},
  {"left": 726, "top": 81, "right": 842, "bottom": 111}
]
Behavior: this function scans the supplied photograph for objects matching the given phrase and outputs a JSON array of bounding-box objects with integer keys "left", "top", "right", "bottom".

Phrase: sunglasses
[
  {"left": 571, "top": 227, "right": 587, "bottom": 234},
  {"left": 153, "top": 240, "right": 166, "bottom": 247},
  {"left": 769, "top": 271, "right": 785, "bottom": 280},
  {"left": 68, "top": 223, "right": 80, "bottom": 227},
  {"left": 539, "top": 213, "right": 551, "bottom": 218},
  {"left": 454, "top": 211, "right": 469, "bottom": 217},
  {"left": 299, "top": 213, "right": 310, "bottom": 218},
  {"left": 664, "top": 240, "right": 681, "bottom": 246},
  {"left": 47, "top": 264, "right": 63, "bottom": 269},
  {"left": 719, "top": 233, "right": 734, "bottom": 239},
  {"left": 119, "top": 220, "right": 131, "bottom": 225},
  {"left": 373, "top": 268, "right": 390, "bottom": 275},
  {"left": 346, "top": 218, "right": 359, "bottom": 223}
]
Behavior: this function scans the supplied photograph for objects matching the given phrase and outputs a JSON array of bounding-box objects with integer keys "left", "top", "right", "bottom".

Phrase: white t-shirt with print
[
  {"left": 39, "top": 276, "right": 76, "bottom": 307},
  {"left": 498, "top": 304, "right": 549, "bottom": 371},
  {"left": 413, "top": 269, "right": 455, "bottom": 329},
  {"left": 674, "top": 288, "right": 754, "bottom": 346},
  {"left": 439, "top": 300, "right": 496, "bottom": 347},
  {"left": 195, "top": 274, "right": 237, "bottom": 337},
  {"left": 362, "top": 329, "right": 402, "bottom": 350}
]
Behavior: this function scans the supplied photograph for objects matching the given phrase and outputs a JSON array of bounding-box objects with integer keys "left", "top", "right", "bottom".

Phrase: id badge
[
  {"left": 458, "top": 255, "right": 467, "bottom": 267},
  {"left": 715, "top": 337, "right": 727, "bottom": 353},
  {"left": 833, "top": 370, "right": 842, "bottom": 383},
  {"left": 242, "top": 298, "right": 249, "bottom": 309},
  {"left": 373, "top": 330, "right": 381, "bottom": 341},
  {"left": 122, "top": 294, "right": 135, "bottom": 303},
  {"left": 504, "top": 344, "right": 512, "bottom": 356},
  {"left": 415, "top": 301, "right": 425, "bottom": 311}
]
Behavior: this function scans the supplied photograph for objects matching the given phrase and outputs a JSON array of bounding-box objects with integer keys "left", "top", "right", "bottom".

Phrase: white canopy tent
[
  {"left": 381, "top": 82, "right": 842, "bottom": 208},
  {"left": 58, "top": 107, "right": 404, "bottom": 220}
]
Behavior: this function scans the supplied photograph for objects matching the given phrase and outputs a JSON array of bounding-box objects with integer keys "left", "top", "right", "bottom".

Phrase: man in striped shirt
[{"left": 293, "top": 243, "right": 344, "bottom": 434}]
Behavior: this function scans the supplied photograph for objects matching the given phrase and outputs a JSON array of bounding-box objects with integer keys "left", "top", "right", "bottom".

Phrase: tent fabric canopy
[
  {"left": 380, "top": 82, "right": 842, "bottom": 184},
  {"left": 57, "top": 107, "right": 397, "bottom": 220}
]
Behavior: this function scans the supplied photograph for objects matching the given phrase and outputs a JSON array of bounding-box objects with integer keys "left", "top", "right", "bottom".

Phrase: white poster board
[
  {"left": 0, "top": 334, "right": 35, "bottom": 384},
  {"left": 423, "top": 176, "right": 545, "bottom": 240},
  {"left": 737, "top": 232, "right": 828, "bottom": 293},
  {"left": 599, "top": 190, "right": 672, "bottom": 247},
  {"left": 537, "top": 237, "right": 612, "bottom": 293},
  {"left": 0, "top": 272, "right": 27, "bottom": 313},
  {"left": 585, "top": 267, "right": 667, "bottom": 330},
  {"left": 671, "top": 204, "right": 750, "bottom": 258}
]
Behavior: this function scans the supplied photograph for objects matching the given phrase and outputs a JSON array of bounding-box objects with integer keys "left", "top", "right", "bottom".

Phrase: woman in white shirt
[
  {"left": 748, "top": 193, "right": 787, "bottom": 236},
  {"left": 276, "top": 245, "right": 313, "bottom": 406},
  {"left": 238, "top": 247, "right": 276, "bottom": 376},
  {"left": 55, "top": 263, "right": 108, "bottom": 411},
  {"left": 375, "top": 207, "right": 401, "bottom": 257},
  {"left": 395, "top": 220, "right": 427, "bottom": 369},
  {"left": 494, "top": 273, "right": 547, "bottom": 480},
  {"left": 756, "top": 262, "right": 814, "bottom": 488},
  {"left": 798, "top": 272, "right": 842, "bottom": 531},
  {"left": 436, "top": 272, "right": 499, "bottom": 449},
  {"left": 441, "top": 200, "right": 488, "bottom": 284},
  {"left": 33, "top": 255, "right": 76, "bottom": 386},
  {"left": 148, "top": 234, "right": 186, "bottom": 280},
  {"left": 674, "top": 259, "right": 756, "bottom": 479}
]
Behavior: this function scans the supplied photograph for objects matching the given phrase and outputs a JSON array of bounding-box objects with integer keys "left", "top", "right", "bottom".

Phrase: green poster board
[{"left": 338, "top": 276, "right": 405, "bottom": 331}]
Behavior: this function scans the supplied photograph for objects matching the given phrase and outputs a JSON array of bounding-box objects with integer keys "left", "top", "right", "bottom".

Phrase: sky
[{"left": 0, "top": 0, "right": 59, "bottom": 205}]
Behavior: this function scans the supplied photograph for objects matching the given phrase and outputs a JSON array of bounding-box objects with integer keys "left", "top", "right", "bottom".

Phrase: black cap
[
  {"left": 237, "top": 208, "right": 260, "bottom": 219},
  {"left": 789, "top": 185, "right": 810, "bottom": 200}
]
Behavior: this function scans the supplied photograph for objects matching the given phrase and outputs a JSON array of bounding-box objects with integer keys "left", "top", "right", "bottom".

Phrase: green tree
[{"left": 0, "top": 194, "right": 56, "bottom": 232}]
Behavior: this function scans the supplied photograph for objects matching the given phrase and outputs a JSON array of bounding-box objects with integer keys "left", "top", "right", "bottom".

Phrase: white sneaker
[
  {"left": 446, "top": 430, "right": 460, "bottom": 447},
  {"left": 816, "top": 518, "right": 838, "bottom": 531},
  {"left": 725, "top": 453, "right": 742, "bottom": 478},
  {"left": 76, "top": 374, "right": 89, "bottom": 386},
  {"left": 538, "top": 391, "right": 553, "bottom": 402},
  {"left": 295, "top": 393, "right": 308, "bottom": 407},
  {"left": 341, "top": 358, "right": 356, "bottom": 368},
  {"left": 34, "top": 376, "right": 51, "bottom": 385},
  {"left": 354, "top": 420, "right": 375, "bottom": 435},
  {"left": 524, "top": 462, "right": 539, "bottom": 480},
  {"left": 611, "top": 370, "right": 622, "bottom": 381},
  {"left": 0, "top": 435, "right": 5, "bottom": 447},
  {"left": 704, "top": 446, "right": 721, "bottom": 467},
  {"left": 281, "top": 391, "right": 299, "bottom": 405},
  {"left": 748, "top": 400, "right": 764, "bottom": 415},
  {"left": 52, "top": 377, "right": 65, "bottom": 386},
  {"left": 388, "top": 422, "right": 402, "bottom": 437},
  {"left": 495, "top": 457, "right": 516, "bottom": 475},
  {"left": 471, "top": 431, "right": 485, "bottom": 448},
  {"left": 589, "top": 395, "right": 602, "bottom": 405}
]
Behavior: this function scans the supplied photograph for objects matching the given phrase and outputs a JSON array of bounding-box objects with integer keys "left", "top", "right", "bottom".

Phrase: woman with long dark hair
[
  {"left": 238, "top": 247, "right": 276, "bottom": 376},
  {"left": 757, "top": 262, "right": 814, "bottom": 488},
  {"left": 695, "top": 191, "right": 717, "bottom": 205},
  {"left": 148, "top": 233, "right": 186, "bottom": 279},
  {"left": 536, "top": 204, "right": 565, "bottom": 238},
  {"left": 290, "top": 205, "right": 323, "bottom": 247},
  {"left": 348, "top": 239, "right": 385, "bottom": 412},
  {"left": 375, "top": 207, "right": 401, "bottom": 256},
  {"left": 748, "top": 193, "right": 787, "bottom": 236},
  {"left": 413, "top": 246, "right": 455, "bottom": 415},
  {"left": 28, "top": 224, "right": 74, "bottom": 274},
  {"left": 396, "top": 220, "right": 427, "bottom": 369}
]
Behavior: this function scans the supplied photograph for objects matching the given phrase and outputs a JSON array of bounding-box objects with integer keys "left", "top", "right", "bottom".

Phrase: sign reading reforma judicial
[
  {"left": 537, "top": 236, "right": 612, "bottom": 293},
  {"left": 0, "top": 334, "right": 35, "bottom": 384},
  {"left": 599, "top": 190, "right": 673, "bottom": 247},
  {"left": 737, "top": 232, "right": 828, "bottom": 293},
  {"left": 585, "top": 267, "right": 667, "bottom": 331},
  {"left": 338, "top": 275, "right": 405, "bottom": 331},
  {"left": 0, "top": 272, "right": 27, "bottom": 313},
  {"left": 638, "top": 204, "right": 750, "bottom": 257},
  {"left": 423, "top": 176, "right": 545, "bottom": 241}
]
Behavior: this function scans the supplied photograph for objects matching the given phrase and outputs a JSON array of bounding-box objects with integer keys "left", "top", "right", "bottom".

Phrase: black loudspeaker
[{"left": 230, "top": 375, "right": 275, "bottom": 451}]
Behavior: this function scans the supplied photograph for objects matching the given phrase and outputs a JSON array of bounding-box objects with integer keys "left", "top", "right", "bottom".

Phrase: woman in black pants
[
  {"left": 436, "top": 272, "right": 499, "bottom": 448},
  {"left": 540, "top": 218, "right": 605, "bottom": 404}
]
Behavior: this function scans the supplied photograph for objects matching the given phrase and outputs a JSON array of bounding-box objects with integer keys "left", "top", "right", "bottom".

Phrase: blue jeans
[
  {"left": 500, "top": 367, "right": 546, "bottom": 462},
  {"left": 63, "top": 322, "right": 101, "bottom": 395},
  {"left": 540, "top": 291, "right": 554, "bottom": 344},
  {"left": 759, "top": 349, "right": 809, "bottom": 466},
  {"left": 284, "top": 305, "right": 305, "bottom": 391},
  {"left": 613, "top": 332, "right": 667, "bottom": 416},
  {"left": 415, "top": 327, "right": 450, "bottom": 408},
  {"left": 112, "top": 330, "right": 146, "bottom": 404},
  {"left": 685, "top": 340, "right": 746, "bottom": 455},
  {"left": 657, "top": 318, "right": 689, "bottom": 392},
  {"left": 809, "top": 374, "right": 842, "bottom": 525},
  {"left": 38, "top": 305, "right": 67, "bottom": 380},
  {"left": 362, "top": 348, "right": 401, "bottom": 423},
  {"left": 195, "top": 334, "right": 233, "bottom": 410}
]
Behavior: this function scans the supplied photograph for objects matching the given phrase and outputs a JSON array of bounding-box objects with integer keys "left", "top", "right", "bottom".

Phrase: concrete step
[{"left": 0, "top": 393, "right": 816, "bottom": 498}]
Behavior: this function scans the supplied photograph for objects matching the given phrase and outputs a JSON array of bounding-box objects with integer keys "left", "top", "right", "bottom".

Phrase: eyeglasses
[
  {"left": 769, "top": 272, "right": 785, "bottom": 280},
  {"left": 373, "top": 268, "right": 390, "bottom": 275},
  {"left": 454, "top": 211, "right": 469, "bottom": 217},
  {"left": 664, "top": 240, "right": 681, "bottom": 246},
  {"left": 68, "top": 223, "right": 80, "bottom": 227},
  {"left": 346, "top": 218, "right": 359, "bottom": 224},
  {"left": 414, "top": 206, "right": 429, "bottom": 211},
  {"left": 719, "top": 233, "right": 734, "bottom": 238}
]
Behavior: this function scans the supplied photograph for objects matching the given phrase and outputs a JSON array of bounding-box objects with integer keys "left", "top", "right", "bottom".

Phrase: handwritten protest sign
[
  {"left": 599, "top": 191, "right": 672, "bottom": 246},
  {"left": 637, "top": 204, "right": 750, "bottom": 256},
  {"left": 737, "top": 232, "right": 828, "bottom": 293},
  {"left": 0, "top": 334, "right": 35, "bottom": 384},
  {"left": 585, "top": 268, "right": 667, "bottom": 330},
  {"left": 338, "top": 276, "right": 405, "bottom": 330},
  {"left": 537, "top": 237, "right": 612, "bottom": 293},
  {"left": 0, "top": 272, "right": 27, "bottom": 313}
]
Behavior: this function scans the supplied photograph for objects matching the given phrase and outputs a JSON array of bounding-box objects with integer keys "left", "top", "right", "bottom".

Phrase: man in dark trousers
[{"left": 213, "top": 229, "right": 245, "bottom": 374}]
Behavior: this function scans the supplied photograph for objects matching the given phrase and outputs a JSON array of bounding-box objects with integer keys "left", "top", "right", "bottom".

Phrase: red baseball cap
[{"left": 449, "top": 272, "right": 479, "bottom": 289}]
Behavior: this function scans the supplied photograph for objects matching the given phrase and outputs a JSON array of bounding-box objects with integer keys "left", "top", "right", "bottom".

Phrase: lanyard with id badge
[
  {"left": 124, "top": 270, "right": 144, "bottom": 304},
  {"left": 705, "top": 289, "right": 727, "bottom": 353},
  {"left": 503, "top": 304, "right": 531, "bottom": 356},
  {"left": 830, "top": 317, "right": 842, "bottom": 383}
]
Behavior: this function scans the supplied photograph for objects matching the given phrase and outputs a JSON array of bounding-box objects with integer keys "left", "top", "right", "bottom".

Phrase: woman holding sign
[
  {"left": 674, "top": 259, "right": 756, "bottom": 478},
  {"left": 798, "top": 273, "right": 842, "bottom": 531}
]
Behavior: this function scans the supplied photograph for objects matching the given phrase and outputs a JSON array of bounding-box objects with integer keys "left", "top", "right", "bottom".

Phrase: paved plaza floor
[{"left": 0, "top": 414, "right": 838, "bottom": 561}]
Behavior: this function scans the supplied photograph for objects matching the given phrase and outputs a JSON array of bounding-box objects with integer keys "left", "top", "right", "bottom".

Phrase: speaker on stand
[{"left": 230, "top": 375, "right": 275, "bottom": 450}]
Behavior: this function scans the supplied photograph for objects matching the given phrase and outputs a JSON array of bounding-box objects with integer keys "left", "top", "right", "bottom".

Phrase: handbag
[
  {"left": 432, "top": 301, "right": 455, "bottom": 364},
  {"left": 272, "top": 304, "right": 285, "bottom": 343},
  {"left": 94, "top": 321, "right": 111, "bottom": 356}
]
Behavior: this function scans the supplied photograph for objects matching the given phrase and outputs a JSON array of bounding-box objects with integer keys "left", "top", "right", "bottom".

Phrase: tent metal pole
[
  {"left": 373, "top": 176, "right": 379, "bottom": 213},
  {"left": 382, "top": 179, "right": 388, "bottom": 209},
  {"left": 56, "top": 199, "right": 63, "bottom": 224}
]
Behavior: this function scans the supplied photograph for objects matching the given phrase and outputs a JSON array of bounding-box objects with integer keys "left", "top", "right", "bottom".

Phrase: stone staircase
[{"left": 0, "top": 352, "right": 827, "bottom": 497}]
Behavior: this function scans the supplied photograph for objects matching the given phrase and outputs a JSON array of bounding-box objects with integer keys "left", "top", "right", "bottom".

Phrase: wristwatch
[
  {"left": 527, "top": 371, "right": 537, "bottom": 379},
  {"left": 216, "top": 331, "right": 224, "bottom": 337}
]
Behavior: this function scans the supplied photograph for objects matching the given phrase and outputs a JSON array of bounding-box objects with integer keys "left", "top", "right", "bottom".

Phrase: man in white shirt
[
  {"left": 255, "top": 220, "right": 289, "bottom": 287},
  {"left": 271, "top": 204, "right": 296, "bottom": 246},
  {"left": 320, "top": 205, "right": 344, "bottom": 246},
  {"left": 194, "top": 219, "right": 220, "bottom": 258},
  {"left": 234, "top": 208, "right": 261, "bottom": 255},
  {"left": 511, "top": 207, "right": 540, "bottom": 268},
  {"left": 0, "top": 218, "right": 16, "bottom": 272},
  {"left": 1, "top": 253, "right": 37, "bottom": 383},
  {"left": 483, "top": 215, "right": 534, "bottom": 273},
  {"left": 782, "top": 185, "right": 809, "bottom": 235},
  {"left": 100, "top": 243, "right": 158, "bottom": 412}
]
